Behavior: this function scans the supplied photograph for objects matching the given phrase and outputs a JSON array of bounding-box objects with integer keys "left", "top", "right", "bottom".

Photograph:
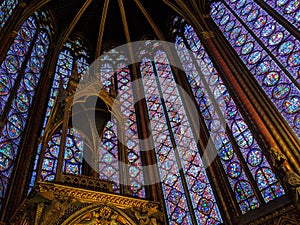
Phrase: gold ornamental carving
[
  {"left": 201, "top": 31, "right": 214, "bottom": 40},
  {"left": 10, "top": 181, "right": 164, "bottom": 225}
]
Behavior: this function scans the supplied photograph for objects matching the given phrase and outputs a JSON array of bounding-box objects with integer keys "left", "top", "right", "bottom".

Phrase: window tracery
[
  {"left": 139, "top": 42, "right": 223, "bottom": 224},
  {"left": 211, "top": 1, "right": 300, "bottom": 140},
  {"left": 0, "top": 10, "right": 51, "bottom": 207},
  {"left": 173, "top": 18, "right": 285, "bottom": 214},
  {"left": 0, "top": 0, "right": 18, "bottom": 30},
  {"left": 30, "top": 38, "right": 89, "bottom": 188}
]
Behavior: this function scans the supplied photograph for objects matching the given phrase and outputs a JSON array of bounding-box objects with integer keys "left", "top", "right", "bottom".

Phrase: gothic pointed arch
[
  {"left": 0, "top": 9, "right": 53, "bottom": 208},
  {"left": 209, "top": 0, "right": 300, "bottom": 141},
  {"left": 29, "top": 36, "right": 90, "bottom": 189}
]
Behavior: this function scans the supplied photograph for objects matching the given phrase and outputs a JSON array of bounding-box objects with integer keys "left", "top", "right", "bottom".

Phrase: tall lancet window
[
  {"left": 139, "top": 42, "right": 223, "bottom": 224},
  {"left": 263, "top": 0, "right": 300, "bottom": 29},
  {"left": 29, "top": 38, "right": 89, "bottom": 188},
  {"left": 99, "top": 50, "right": 145, "bottom": 197},
  {"left": 210, "top": 1, "right": 300, "bottom": 140},
  {"left": 173, "top": 18, "right": 285, "bottom": 214},
  {"left": 0, "top": 0, "right": 19, "bottom": 30},
  {"left": 0, "top": 11, "right": 51, "bottom": 206}
]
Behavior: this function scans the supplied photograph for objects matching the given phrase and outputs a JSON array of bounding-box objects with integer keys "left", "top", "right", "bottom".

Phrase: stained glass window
[
  {"left": 98, "top": 55, "right": 120, "bottom": 192},
  {"left": 211, "top": 1, "right": 300, "bottom": 140},
  {"left": 139, "top": 44, "right": 223, "bottom": 223},
  {"left": 0, "top": 0, "right": 18, "bottom": 30},
  {"left": 30, "top": 38, "right": 89, "bottom": 188},
  {"left": 173, "top": 20, "right": 285, "bottom": 214},
  {"left": 0, "top": 11, "right": 51, "bottom": 206},
  {"left": 98, "top": 50, "right": 145, "bottom": 197},
  {"left": 263, "top": 0, "right": 300, "bottom": 29}
]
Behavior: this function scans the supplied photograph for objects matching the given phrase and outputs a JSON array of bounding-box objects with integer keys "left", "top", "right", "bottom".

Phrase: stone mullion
[
  {"left": 253, "top": 0, "right": 300, "bottom": 41},
  {"left": 197, "top": 24, "right": 298, "bottom": 180},
  {"left": 170, "top": 33, "right": 238, "bottom": 222},
  {"left": 207, "top": 14, "right": 300, "bottom": 153},
  {"left": 0, "top": 1, "right": 26, "bottom": 62},
  {"left": 181, "top": 31, "right": 267, "bottom": 207},
  {"left": 151, "top": 60, "right": 198, "bottom": 225}
]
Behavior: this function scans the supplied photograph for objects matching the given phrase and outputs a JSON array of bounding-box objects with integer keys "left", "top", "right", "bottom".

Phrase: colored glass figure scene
[
  {"left": 211, "top": 1, "right": 300, "bottom": 141},
  {"left": 117, "top": 64, "right": 145, "bottom": 197},
  {"left": 263, "top": 0, "right": 300, "bottom": 29},
  {"left": 222, "top": 0, "right": 300, "bottom": 82},
  {"left": 98, "top": 50, "right": 145, "bottom": 197},
  {"left": 0, "top": 11, "right": 51, "bottom": 207},
  {"left": 139, "top": 42, "right": 223, "bottom": 224},
  {"left": 0, "top": 0, "right": 18, "bottom": 30},
  {"left": 41, "top": 128, "right": 84, "bottom": 181},
  {"left": 30, "top": 38, "right": 89, "bottom": 189},
  {"left": 173, "top": 16, "right": 284, "bottom": 214}
]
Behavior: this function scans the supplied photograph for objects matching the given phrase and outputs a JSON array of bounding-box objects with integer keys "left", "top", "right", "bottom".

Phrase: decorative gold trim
[
  {"left": 201, "top": 31, "right": 214, "bottom": 39},
  {"left": 10, "top": 181, "right": 162, "bottom": 224},
  {"left": 35, "top": 182, "right": 158, "bottom": 208},
  {"left": 248, "top": 203, "right": 300, "bottom": 225}
]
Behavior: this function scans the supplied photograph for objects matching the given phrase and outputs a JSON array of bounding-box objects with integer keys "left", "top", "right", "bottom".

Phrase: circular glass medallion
[
  {"left": 247, "top": 149, "right": 263, "bottom": 166},
  {"left": 272, "top": 83, "right": 291, "bottom": 99},
  {"left": 248, "top": 51, "right": 262, "bottom": 65},
  {"left": 288, "top": 51, "right": 300, "bottom": 66},
  {"left": 278, "top": 41, "right": 295, "bottom": 55},
  {"left": 241, "top": 42, "right": 254, "bottom": 55},
  {"left": 262, "top": 23, "right": 276, "bottom": 37},
  {"left": 283, "top": 96, "right": 300, "bottom": 114},
  {"left": 269, "top": 32, "right": 284, "bottom": 46},
  {"left": 263, "top": 71, "right": 280, "bottom": 86},
  {"left": 285, "top": 0, "right": 300, "bottom": 14},
  {"left": 227, "top": 161, "right": 242, "bottom": 178}
]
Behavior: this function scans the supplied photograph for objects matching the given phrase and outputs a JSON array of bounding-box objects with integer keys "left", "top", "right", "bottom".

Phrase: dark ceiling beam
[
  {"left": 118, "top": 0, "right": 131, "bottom": 44},
  {"left": 133, "top": 0, "right": 166, "bottom": 41},
  {"left": 46, "top": 0, "right": 93, "bottom": 84},
  {"left": 174, "top": 0, "right": 206, "bottom": 31},
  {"left": 95, "top": 0, "right": 110, "bottom": 58},
  {"left": 18, "top": 0, "right": 51, "bottom": 27},
  {"left": 57, "top": 0, "right": 94, "bottom": 51},
  {"left": 162, "top": 0, "right": 186, "bottom": 21},
  {"left": 0, "top": 0, "right": 51, "bottom": 63}
]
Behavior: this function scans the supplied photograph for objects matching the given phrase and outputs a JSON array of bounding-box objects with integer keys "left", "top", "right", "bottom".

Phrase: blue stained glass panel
[
  {"left": 0, "top": 0, "right": 18, "bottom": 30},
  {"left": 30, "top": 39, "right": 89, "bottom": 189},
  {"left": 41, "top": 128, "right": 84, "bottom": 181},
  {"left": 0, "top": 17, "right": 50, "bottom": 204},
  {"left": 211, "top": 1, "right": 300, "bottom": 141},
  {"left": 263, "top": 0, "right": 300, "bottom": 29},
  {"left": 140, "top": 58, "right": 194, "bottom": 224},
  {"left": 117, "top": 64, "right": 145, "bottom": 198},
  {"left": 223, "top": 0, "right": 300, "bottom": 84},
  {"left": 175, "top": 22, "right": 285, "bottom": 213},
  {"left": 0, "top": 17, "right": 37, "bottom": 115},
  {"left": 153, "top": 50, "right": 223, "bottom": 223}
]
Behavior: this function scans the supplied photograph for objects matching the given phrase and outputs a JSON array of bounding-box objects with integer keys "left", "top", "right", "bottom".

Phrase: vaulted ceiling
[{"left": 44, "top": 0, "right": 177, "bottom": 57}]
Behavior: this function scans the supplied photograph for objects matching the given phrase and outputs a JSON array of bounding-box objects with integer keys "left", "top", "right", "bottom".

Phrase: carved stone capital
[
  {"left": 283, "top": 172, "right": 300, "bottom": 211},
  {"left": 10, "top": 182, "right": 163, "bottom": 225},
  {"left": 19, "top": 2, "right": 27, "bottom": 8},
  {"left": 9, "top": 31, "right": 18, "bottom": 38},
  {"left": 269, "top": 147, "right": 292, "bottom": 174},
  {"left": 201, "top": 31, "right": 214, "bottom": 40}
]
